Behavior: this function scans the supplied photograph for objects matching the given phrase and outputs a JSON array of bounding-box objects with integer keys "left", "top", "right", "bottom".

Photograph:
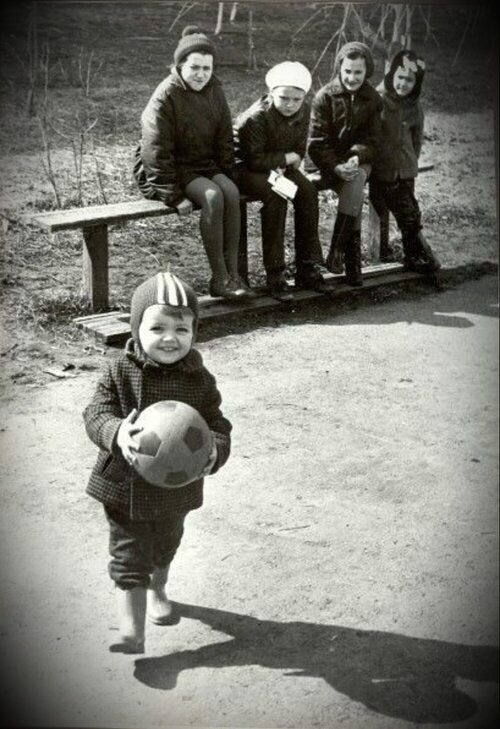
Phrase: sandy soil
[{"left": 0, "top": 274, "right": 498, "bottom": 729}]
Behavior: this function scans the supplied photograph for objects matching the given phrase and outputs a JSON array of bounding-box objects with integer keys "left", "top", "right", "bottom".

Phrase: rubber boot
[
  {"left": 147, "top": 565, "right": 175, "bottom": 625},
  {"left": 325, "top": 212, "right": 356, "bottom": 274},
  {"left": 344, "top": 231, "right": 363, "bottom": 287},
  {"left": 110, "top": 586, "right": 146, "bottom": 653}
]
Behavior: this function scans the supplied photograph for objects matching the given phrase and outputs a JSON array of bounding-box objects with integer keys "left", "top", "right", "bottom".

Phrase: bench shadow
[{"left": 134, "top": 602, "right": 499, "bottom": 724}]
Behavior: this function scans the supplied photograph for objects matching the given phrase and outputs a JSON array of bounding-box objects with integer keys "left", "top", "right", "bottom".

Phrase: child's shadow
[{"left": 134, "top": 602, "right": 499, "bottom": 724}]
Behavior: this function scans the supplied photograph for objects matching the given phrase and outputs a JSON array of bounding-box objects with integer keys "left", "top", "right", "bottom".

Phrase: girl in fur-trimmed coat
[{"left": 307, "top": 42, "right": 383, "bottom": 286}]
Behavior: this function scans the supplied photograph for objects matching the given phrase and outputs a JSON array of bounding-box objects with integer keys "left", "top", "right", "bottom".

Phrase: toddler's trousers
[{"left": 105, "top": 506, "right": 187, "bottom": 590}]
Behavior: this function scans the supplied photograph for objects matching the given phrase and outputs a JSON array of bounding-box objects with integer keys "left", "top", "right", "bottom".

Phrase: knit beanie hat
[
  {"left": 130, "top": 271, "right": 200, "bottom": 344},
  {"left": 385, "top": 49, "right": 426, "bottom": 101},
  {"left": 334, "top": 41, "right": 374, "bottom": 79},
  {"left": 174, "top": 25, "right": 215, "bottom": 66},
  {"left": 265, "top": 61, "right": 312, "bottom": 93}
]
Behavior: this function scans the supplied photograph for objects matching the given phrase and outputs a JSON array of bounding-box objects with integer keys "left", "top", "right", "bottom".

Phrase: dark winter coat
[
  {"left": 372, "top": 51, "right": 426, "bottom": 182},
  {"left": 83, "top": 340, "right": 232, "bottom": 521},
  {"left": 134, "top": 68, "right": 235, "bottom": 206},
  {"left": 306, "top": 77, "right": 383, "bottom": 176},
  {"left": 233, "top": 94, "right": 311, "bottom": 172}
]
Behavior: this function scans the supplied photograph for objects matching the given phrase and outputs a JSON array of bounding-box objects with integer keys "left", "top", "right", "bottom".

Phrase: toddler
[{"left": 83, "top": 270, "right": 232, "bottom": 653}]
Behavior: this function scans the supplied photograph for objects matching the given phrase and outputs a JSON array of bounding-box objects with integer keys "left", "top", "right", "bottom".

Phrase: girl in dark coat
[
  {"left": 369, "top": 50, "right": 440, "bottom": 271},
  {"left": 234, "top": 61, "right": 331, "bottom": 300},
  {"left": 307, "top": 42, "right": 383, "bottom": 286},
  {"left": 134, "top": 27, "right": 253, "bottom": 301}
]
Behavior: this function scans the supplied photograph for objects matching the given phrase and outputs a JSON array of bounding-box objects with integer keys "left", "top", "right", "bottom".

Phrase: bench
[
  {"left": 25, "top": 164, "right": 433, "bottom": 313},
  {"left": 25, "top": 194, "right": 390, "bottom": 312}
]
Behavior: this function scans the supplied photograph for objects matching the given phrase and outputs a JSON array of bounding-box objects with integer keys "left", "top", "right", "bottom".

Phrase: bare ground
[{"left": 0, "top": 274, "right": 498, "bottom": 729}]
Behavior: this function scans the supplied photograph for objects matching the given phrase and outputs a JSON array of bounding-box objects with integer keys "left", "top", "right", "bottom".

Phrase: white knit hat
[{"left": 265, "top": 61, "right": 312, "bottom": 93}]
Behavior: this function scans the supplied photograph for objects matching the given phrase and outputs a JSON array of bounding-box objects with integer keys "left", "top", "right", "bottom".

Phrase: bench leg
[
  {"left": 83, "top": 224, "right": 109, "bottom": 311},
  {"left": 237, "top": 199, "right": 249, "bottom": 285},
  {"left": 366, "top": 202, "right": 390, "bottom": 264}
]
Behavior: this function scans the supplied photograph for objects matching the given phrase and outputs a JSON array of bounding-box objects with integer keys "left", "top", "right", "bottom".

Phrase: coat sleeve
[
  {"left": 307, "top": 88, "right": 340, "bottom": 173},
  {"left": 348, "top": 94, "right": 384, "bottom": 165},
  {"left": 411, "top": 105, "right": 424, "bottom": 158},
  {"left": 214, "top": 89, "right": 236, "bottom": 177},
  {"left": 83, "top": 364, "right": 124, "bottom": 454},
  {"left": 236, "top": 113, "right": 287, "bottom": 172},
  {"left": 200, "top": 370, "right": 232, "bottom": 474},
  {"left": 139, "top": 89, "right": 184, "bottom": 206}
]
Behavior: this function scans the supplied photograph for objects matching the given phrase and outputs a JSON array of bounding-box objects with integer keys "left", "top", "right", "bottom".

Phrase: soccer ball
[{"left": 132, "top": 400, "right": 213, "bottom": 489}]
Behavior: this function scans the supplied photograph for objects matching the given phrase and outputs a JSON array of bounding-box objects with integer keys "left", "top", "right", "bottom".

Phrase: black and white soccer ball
[{"left": 132, "top": 400, "right": 212, "bottom": 489}]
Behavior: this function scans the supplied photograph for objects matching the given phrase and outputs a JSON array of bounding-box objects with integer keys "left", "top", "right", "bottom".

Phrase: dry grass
[{"left": 0, "top": 2, "right": 497, "bottom": 386}]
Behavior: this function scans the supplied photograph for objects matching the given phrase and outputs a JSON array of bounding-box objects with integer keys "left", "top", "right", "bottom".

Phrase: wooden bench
[
  {"left": 25, "top": 196, "right": 260, "bottom": 312},
  {"left": 25, "top": 165, "right": 433, "bottom": 313},
  {"left": 25, "top": 194, "right": 389, "bottom": 312}
]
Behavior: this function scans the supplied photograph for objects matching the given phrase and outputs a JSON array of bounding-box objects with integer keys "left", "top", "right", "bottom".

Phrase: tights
[{"left": 184, "top": 173, "right": 241, "bottom": 282}]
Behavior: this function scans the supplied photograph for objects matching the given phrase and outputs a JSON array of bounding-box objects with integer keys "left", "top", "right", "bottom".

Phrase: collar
[
  {"left": 329, "top": 77, "right": 373, "bottom": 99},
  {"left": 169, "top": 66, "right": 217, "bottom": 94},
  {"left": 378, "top": 82, "right": 416, "bottom": 110},
  {"left": 124, "top": 338, "right": 204, "bottom": 374},
  {"left": 266, "top": 95, "right": 308, "bottom": 125}
]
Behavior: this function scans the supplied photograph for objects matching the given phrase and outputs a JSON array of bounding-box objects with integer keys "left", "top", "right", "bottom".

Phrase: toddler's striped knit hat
[{"left": 130, "top": 270, "right": 199, "bottom": 343}]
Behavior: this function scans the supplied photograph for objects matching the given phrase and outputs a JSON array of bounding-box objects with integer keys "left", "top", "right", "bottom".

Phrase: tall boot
[
  {"left": 401, "top": 230, "right": 420, "bottom": 270},
  {"left": 415, "top": 231, "right": 441, "bottom": 272},
  {"left": 110, "top": 585, "right": 146, "bottom": 653},
  {"left": 326, "top": 212, "right": 356, "bottom": 274},
  {"left": 344, "top": 230, "right": 363, "bottom": 287},
  {"left": 147, "top": 565, "right": 176, "bottom": 625}
]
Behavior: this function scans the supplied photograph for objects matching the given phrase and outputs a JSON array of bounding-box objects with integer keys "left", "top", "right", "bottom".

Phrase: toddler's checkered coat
[{"left": 83, "top": 340, "right": 232, "bottom": 521}]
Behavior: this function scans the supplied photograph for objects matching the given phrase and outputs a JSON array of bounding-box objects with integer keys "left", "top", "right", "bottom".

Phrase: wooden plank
[
  {"left": 26, "top": 194, "right": 258, "bottom": 232},
  {"left": 82, "top": 225, "right": 109, "bottom": 311},
  {"left": 75, "top": 265, "right": 426, "bottom": 345},
  {"left": 26, "top": 199, "right": 177, "bottom": 232}
]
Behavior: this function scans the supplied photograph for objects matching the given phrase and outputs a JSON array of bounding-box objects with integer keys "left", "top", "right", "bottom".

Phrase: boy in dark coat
[
  {"left": 307, "top": 42, "right": 383, "bottom": 286},
  {"left": 83, "top": 271, "right": 232, "bottom": 653},
  {"left": 234, "top": 61, "right": 331, "bottom": 300},
  {"left": 134, "top": 26, "right": 253, "bottom": 301},
  {"left": 369, "top": 50, "right": 441, "bottom": 271}
]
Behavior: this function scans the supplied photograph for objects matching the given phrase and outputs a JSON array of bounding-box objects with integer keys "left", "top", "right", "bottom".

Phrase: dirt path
[{"left": 0, "top": 275, "right": 498, "bottom": 729}]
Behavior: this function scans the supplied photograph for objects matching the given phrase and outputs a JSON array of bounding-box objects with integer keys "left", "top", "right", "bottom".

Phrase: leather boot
[
  {"left": 325, "top": 212, "right": 356, "bottom": 274},
  {"left": 401, "top": 231, "right": 420, "bottom": 270},
  {"left": 344, "top": 231, "right": 363, "bottom": 287},
  {"left": 415, "top": 231, "right": 441, "bottom": 272}
]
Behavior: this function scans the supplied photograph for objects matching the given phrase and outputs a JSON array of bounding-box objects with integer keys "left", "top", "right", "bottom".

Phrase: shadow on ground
[{"left": 134, "top": 602, "right": 499, "bottom": 725}]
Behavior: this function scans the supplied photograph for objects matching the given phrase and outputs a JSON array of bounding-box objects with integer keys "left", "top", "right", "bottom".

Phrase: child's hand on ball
[
  {"left": 117, "top": 409, "right": 143, "bottom": 466},
  {"left": 200, "top": 436, "right": 218, "bottom": 477}
]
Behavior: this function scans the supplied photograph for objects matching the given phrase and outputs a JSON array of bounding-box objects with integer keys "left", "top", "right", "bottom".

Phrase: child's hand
[
  {"left": 175, "top": 198, "right": 193, "bottom": 217},
  {"left": 116, "top": 409, "right": 143, "bottom": 466},
  {"left": 199, "top": 436, "right": 218, "bottom": 478},
  {"left": 334, "top": 160, "right": 359, "bottom": 182},
  {"left": 285, "top": 152, "right": 302, "bottom": 169}
]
